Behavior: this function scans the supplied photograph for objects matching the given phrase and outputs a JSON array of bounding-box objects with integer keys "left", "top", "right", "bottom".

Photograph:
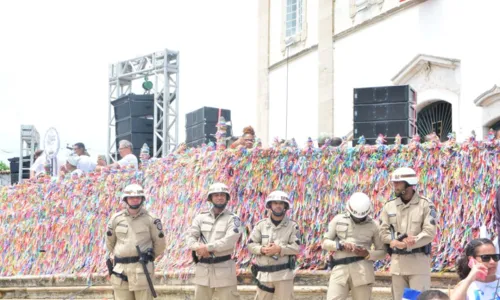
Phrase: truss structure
[
  {"left": 19, "top": 125, "right": 40, "bottom": 182},
  {"left": 107, "top": 49, "right": 179, "bottom": 162}
]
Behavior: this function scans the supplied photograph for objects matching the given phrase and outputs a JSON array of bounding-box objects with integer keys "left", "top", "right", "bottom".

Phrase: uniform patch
[
  {"left": 430, "top": 207, "right": 437, "bottom": 218},
  {"left": 296, "top": 231, "right": 301, "bottom": 239},
  {"left": 295, "top": 240, "right": 301, "bottom": 245},
  {"left": 154, "top": 219, "right": 163, "bottom": 231},
  {"left": 233, "top": 217, "right": 241, "bottom": 227},
  {"left": 107, "top": 231, "right": 112, "bottom": 236},
  {"left": 159, "top": 232, "right": 164, "bottom": 238},
  {"left": 430, "top": 219, "right": 436, "bottom": 225},
  {"left": 233, "top": 228, "right": 239, "bottom": 233}
]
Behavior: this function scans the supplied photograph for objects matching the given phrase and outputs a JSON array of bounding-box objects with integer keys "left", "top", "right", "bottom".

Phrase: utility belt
[
  {"left": 251, "top": 256, "right": 296, "bottom": 294},
  {"left": 329, "top": 256, "right": 365, "bottom": 269},
  {"left": 252, "top": 262, "right": 292, "bottom": 273},
  {"left": 198, "top": 255, "right": 232, "bottom": 264},
  {"left": 114, "top": 254, "right": 154, "bottom": 264},
  {"left": 392, "top": 244, "right": 431, "bottom": 255},
  {"left": 108, "top": 254, "right": 154, "bottom": 281}
]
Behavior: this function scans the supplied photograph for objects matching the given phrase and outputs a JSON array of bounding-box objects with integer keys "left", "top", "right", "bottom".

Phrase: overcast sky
[{"left": 0, "top": 0, "right": 257, "bottom": 164}]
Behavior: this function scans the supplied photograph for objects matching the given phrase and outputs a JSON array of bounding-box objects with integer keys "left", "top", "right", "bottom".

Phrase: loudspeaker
[
  {"left": 354, "top": 120, "right": 416, "bottom": 139},
  {"left": 354, "top": 85, "right": 416, "bottom": 105},
  {"left": 185, "top": 107, "right": 232, "bottom": 144},
  {"left": 186, "top": 122, "right": 233, "bottom": 143},
  {"left": 112, "top": 94, "right": 160, "bottom": 157},
  {"left": 112, "top": 94, "right": 154, "bottom": 120},
  {"left": 8, "top": 156, "right": 30, "bottom": 184},
  {"left": 116, "top": 117, "right": 153, "bottom": 135},
  {"left": 186, "top": 107, "right": 231, "bottom": 127},
  {"left": 354, "top": 103, "right": 416, "bottom": 122},
  {"left": 353, "top": 85, "right": 417, "bottom": 145}
]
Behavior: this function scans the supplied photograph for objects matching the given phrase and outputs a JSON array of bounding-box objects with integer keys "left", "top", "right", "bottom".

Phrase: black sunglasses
[{"left": 476, "top": 254, "right": 500, "bottom": 262}]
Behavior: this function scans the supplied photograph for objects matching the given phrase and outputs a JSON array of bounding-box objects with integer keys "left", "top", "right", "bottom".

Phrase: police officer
[
  {"left": 106, "top": 184, "right": 166, "bottom": 300},
  {"left": 322, "top": 192, "right": 386, "bottom": 300},
  {"left": 379, "top": 167, "right": 437, "bottom": 300},
  {"left": 185, "top": 182, "right": 242, "bottom": 300},
  {"left": 247, "top": 191, "right": 300, "bottom": 300}
]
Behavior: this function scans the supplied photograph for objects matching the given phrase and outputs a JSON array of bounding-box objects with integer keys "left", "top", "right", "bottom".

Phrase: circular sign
[{"left": 43, "top": 127, "right": 60, "bottom": 159}]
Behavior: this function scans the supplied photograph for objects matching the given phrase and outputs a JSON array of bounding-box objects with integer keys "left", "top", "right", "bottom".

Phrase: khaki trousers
[
  {"left": 113, "top": 289, "right": 151, "bottom": 300},
  {"left": 194, "top": 284, "right": 240, "bottom": 300},
  {"left": 254, "top": 279, "right": 294, "bottom": 300},
  {"left": 391, "top": 274, "right": 431, "bottom": 300},
  {"left": 326, "top": 276, "right": 372, "bottom": 300}
]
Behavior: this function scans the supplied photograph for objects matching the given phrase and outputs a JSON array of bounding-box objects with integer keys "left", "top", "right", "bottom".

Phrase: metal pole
[{"left": 163, "top": 50, "right": 169, "bottom": 156}]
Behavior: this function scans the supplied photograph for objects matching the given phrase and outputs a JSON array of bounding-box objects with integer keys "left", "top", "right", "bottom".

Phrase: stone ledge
[
  {"left": 0, "top": 271, "right": 459, "bottom": 287},
  {"left": 0, "top": 285, "right": 452, "bottom": 300}
]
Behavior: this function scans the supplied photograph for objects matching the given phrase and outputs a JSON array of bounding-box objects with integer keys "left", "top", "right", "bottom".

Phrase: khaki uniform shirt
[
  {"left": 379, "top": 192, "right": 437, "bottom": 275},
  {"left": 322, "top": 213, "right": 386, "bottom": 287},
  {"left": 106, "top": 208, "right": 166, "bottom": 291},
  {"left": 247, "top": 216, "right": 300, "bottom": 283},
  {"left": 185, "top": 209, "right": 243, "bottom": 288}
]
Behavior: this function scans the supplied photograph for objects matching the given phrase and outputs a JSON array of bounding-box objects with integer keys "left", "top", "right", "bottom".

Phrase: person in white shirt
[
  {"left": 72, "top": 142, "right": 96, "bottom": 173},
  {"left": 30, "top": 150, "right": 46, "bottom": 178},
  {"left": 31, "top": 150, "right": 67, "bottom": 178},
  {"left": 110, "top": 140, "right": 138, "bottom": 169}
]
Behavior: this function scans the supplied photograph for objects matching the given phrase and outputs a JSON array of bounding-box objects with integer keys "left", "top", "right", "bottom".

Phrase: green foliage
[{"left": 0, "top": 161, "right": 9, "bottom": 171}]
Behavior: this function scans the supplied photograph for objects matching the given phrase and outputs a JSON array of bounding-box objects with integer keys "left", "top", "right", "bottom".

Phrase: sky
[{"left": 0, "top": 0, "right": 257, "bottom": 165}]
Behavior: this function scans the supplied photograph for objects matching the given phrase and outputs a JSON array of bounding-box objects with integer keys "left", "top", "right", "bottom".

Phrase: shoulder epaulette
[
  {"left": 419, "top": 196, "right": 434, "bottom": 205},
  {"left": 384, "top": 197, "right": 398, "bottom": 205},
  {"left": 255, "top": 218, "right": 267, "bottom": 225},
  {"left": 111, "top": 210, "right": 126, "bottom": 219}
]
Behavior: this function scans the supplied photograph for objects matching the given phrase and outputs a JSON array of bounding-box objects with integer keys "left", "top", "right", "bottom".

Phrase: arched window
[{"left": 417, "top": 101, "right": 452, "bottom": 142}]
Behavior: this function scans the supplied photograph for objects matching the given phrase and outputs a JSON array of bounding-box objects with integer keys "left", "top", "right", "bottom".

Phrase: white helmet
[
  {"left": 265, "top": 191, "right": 291, "bottom": 210},
  {"left": 391, "top": 167, "right": 418, "bottom": 185},
  {"left": 346, "top": 192, "right": 372, "bottom": 218},
  {"left": 121, "top": 184, "right": 146, "bottom": 201},
  {"left": 207, "top": 182, "right": 230, "bottom": 202}
]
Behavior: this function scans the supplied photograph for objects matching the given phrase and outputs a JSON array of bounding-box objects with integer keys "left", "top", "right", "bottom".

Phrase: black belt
[
  {"left": 199, "top": 255, "right": 232, "bottom": 264},
  {"left": 393, "top": 246, "right": 426, "bottom": 255},
  {"left": 330, "top": 256, "right": 365, "bottom": 268},
  {"left": 257, "top": 281, "right": 275, "bottom": 293},
  {"left": 114, "top": 256, "right": 140, "bottom": 264},
  {"left": 252, "top": 263, "right": 291, "bottom": 273}
]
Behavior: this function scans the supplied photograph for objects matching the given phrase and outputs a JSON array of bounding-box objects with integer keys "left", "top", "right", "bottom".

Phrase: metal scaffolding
[
  {"left": 19, "top": 125, "right": 40, "bottom": 182},
  {"left": 107, "top": 49, "right": 180, "bottom": 161}
]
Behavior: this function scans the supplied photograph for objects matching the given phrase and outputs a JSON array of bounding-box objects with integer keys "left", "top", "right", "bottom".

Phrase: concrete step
[{"left": 0, "top": 285, "right": 451, "bottom": 300}]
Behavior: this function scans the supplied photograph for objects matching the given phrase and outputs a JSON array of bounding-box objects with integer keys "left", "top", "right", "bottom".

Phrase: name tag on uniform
[
  {"left": 202, "top": 221, "right": 214, "bottom": 225},
  {"left": 262, "top": 235, "right": 269, "bottom": 238},
  {"left": 388, "top": 213, "right": 396, "bottom": 217}
]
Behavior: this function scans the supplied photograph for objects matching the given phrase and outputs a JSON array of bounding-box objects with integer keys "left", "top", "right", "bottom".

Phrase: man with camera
[
  {"left": 105, "top": 184, "right": 166, "bottom": 300},
  {"left": 322, "top": 192, "right": 386, "bottom": 300}
]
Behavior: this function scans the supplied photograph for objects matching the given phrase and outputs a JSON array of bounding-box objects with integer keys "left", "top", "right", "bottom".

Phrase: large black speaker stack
[
  {"left": 112, "top": 94, "right": 159, "bottom": 158},
  {"left": 185, "top": 107, "right": 232, "bottom": 148},
  {"left": 353, "top": 85, "right": 417, "bottom": 145},
  {"left": 8, "top": 156, "right": 30, "bottom": 184}
]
